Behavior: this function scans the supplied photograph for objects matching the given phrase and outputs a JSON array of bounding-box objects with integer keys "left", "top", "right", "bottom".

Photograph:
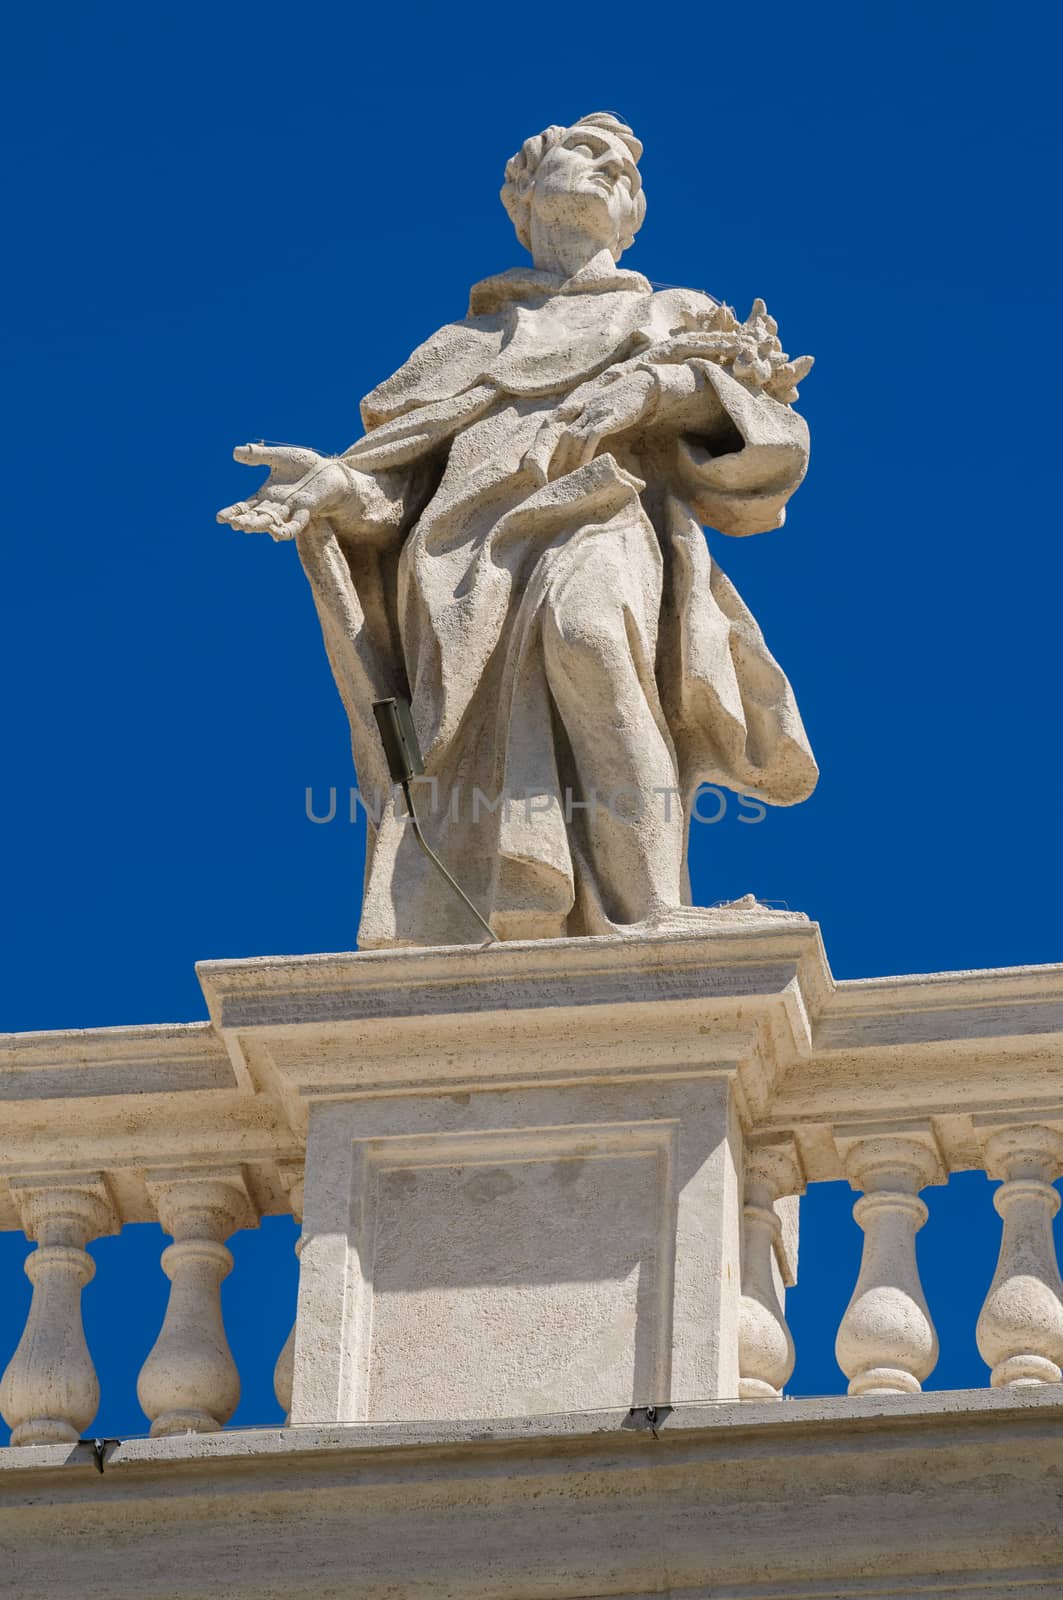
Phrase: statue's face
[{"left": 529, "top": 125, "right": 640, "bottom": 255}]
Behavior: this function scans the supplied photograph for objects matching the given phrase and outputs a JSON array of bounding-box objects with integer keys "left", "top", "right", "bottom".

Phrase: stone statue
[{"left": 217, "top": 113, "right": 817, "bottom": 948}]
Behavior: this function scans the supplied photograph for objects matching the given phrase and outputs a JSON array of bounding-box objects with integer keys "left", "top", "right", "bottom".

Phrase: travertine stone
[
  {"left": 0, "top": 1177, "right": 117, "bottom": 1446},
  {"left": 3, "top": 1390, "right": 1063, "bottom": 1600},
  {"left": 195, "top": 920, "right": 828, "bottom": 1135},
  {"left": 835, "top": 1132, "right": 943, "bottom": 1396},
  {"left": 7, "top": 953, "right": 1063, "bottom": 1214},
  {"left": 137, "top": 1169, "right": 257, "bottom": 1437},
  {"left": 289, "top": 1077, "right": 744, "bottom": 1425},
  {"left": 272, "top": 1166, "right": 304, "bottom": 1420},
  {"left": 6, "top": 937, "right": 1063, "bottom": 1450},
  {"left": 217, "top": 114, "right": 816, "bottom": 948},
  {"left": 738, "top": 1137, "right": 804, "bottom": 1399},
  {"left": 976, "top": 1126, "right": 1063, "bottom": 1386}
]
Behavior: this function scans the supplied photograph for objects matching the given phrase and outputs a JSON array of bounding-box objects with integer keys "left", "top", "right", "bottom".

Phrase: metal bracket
[
  {"left": 80, "top": 1437, "right": 118, "bottom": 1474},
  {"left": 626, "top": 1405, "right": 671, "bottom": 1438}
]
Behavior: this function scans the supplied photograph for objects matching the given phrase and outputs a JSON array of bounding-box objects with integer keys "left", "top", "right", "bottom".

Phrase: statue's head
[{"left": 501, "top": 112, "right": 646, "bottom": 263}]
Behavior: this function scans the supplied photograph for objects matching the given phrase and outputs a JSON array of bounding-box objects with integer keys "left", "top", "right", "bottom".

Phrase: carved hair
[{"left": 501, "top": 112, "right": 646, "bottom": 259}]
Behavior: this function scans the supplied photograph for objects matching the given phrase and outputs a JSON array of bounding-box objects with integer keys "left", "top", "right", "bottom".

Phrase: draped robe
[{"left": 295, "top": 265, "right": 818, "bottom": 947}]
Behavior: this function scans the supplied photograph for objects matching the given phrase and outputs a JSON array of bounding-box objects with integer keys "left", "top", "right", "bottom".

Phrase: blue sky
[{"left": 1, "top": 0, "right": 1060, "bottom": 1436}]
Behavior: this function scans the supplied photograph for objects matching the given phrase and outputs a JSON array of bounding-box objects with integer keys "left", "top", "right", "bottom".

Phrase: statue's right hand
[{"left": 217, "top": 444, "right": 363, "bottom": 541}]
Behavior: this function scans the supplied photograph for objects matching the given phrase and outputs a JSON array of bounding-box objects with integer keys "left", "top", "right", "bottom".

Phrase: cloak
[{"left": 295, "top": 266, "right": 818, "bottom": 946}]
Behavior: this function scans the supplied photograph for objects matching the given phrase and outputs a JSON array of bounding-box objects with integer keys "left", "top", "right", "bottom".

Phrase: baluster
[
  {"left": 835, "top": 1132, "right": 943, "bottom": 1396},
  {"left": 738, "top": 1138, "right": 804, "bottom": 1400},
  {"left": 976, "top": 1126, "right": 1063, "bottom": 1387},
  {"left": 0, "top": 1176, "right": 117, "bottom": 1446},
  {"left": 137, "top": 1168, "right": 257, "bottom": 1437},
  {"left": 273, "top": 1167, "right": 305, "bottom": 1420}
]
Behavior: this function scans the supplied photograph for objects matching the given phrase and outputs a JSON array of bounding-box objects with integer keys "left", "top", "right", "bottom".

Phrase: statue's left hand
[
  {"left": 526, "top": 369, "right": 658, "bottom": 483},
  {"left": 216, "top": 444, "right": 365, "bottom": 541}
]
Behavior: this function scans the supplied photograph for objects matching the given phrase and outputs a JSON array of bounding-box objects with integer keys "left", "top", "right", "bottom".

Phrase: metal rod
[{"left": 400, "top": 779, "right": 499, "bottom": 945}]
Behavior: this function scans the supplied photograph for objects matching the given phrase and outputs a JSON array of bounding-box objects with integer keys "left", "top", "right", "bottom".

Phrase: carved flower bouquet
[{"left": 665, "top": 298, "right": 814, "bottom": 405}]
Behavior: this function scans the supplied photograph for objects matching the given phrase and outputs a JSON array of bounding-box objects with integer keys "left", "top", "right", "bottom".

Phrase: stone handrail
[
  {"left": 2, "top": 923, "right": 1062, "bottom": 1444},
  {"left": 0, "top": 1023, "right": 300, "bottom": 1443},
  {"left": 740, "top": 960, "right": 1063, "bottom": 1399}
]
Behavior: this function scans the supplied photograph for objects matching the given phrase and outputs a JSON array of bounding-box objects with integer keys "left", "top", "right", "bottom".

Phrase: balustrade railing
[
  {"left": 4, "top": 1129, "right": 1060, "bottom": 1445},
  {"left": 0, "top": 1178, "right": 118, "bottom": 1446},
  {"left": 272, "top": 1164, "right": 304, "bottom": 1422},
  {"left": 738, "top": 1122, "right": 1063, "bottom": 1400},
  {"left": 135, "top": 1167, "right": 258, "bottom": 1436},
  {"left": 0, "top": 1171, "right": 299, "bottom": 1446},
  {"left": 0, "top": 1019, "right": 302, "bottom": 1446},
  {"left": 2, "top": 941, "right": 1063, "bottom": 1446}
]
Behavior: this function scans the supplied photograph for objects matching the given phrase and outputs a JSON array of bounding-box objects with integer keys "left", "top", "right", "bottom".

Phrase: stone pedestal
[
  {"left": 9, "top": 925, "right": 1063, "bottom": 1596},
  {"left": 198, "top": 914, "right": 824, "bottom": 1424}
]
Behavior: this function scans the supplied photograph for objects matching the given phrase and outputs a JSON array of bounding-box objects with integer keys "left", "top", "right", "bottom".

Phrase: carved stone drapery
[{"left": 216, "top": 113, "right": 816, "bottom": 948}]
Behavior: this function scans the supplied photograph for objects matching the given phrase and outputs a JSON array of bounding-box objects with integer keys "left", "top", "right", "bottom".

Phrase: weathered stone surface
[
  {"left": 217, "top": 114, "right": 817, "bottom": 947},
  {"left": 5, "top": 930, "right": 1063, "bottom": 1446},
  {"left": 3, "top": 1390, "right": 1063, "bottom": 1598}
]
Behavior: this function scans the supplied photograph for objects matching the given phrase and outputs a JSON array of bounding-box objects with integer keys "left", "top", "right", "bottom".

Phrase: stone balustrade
[
  {"left": 2, "top": 923, "right": 1063, "bottom": 1446},
  {"left": 0, "top": 1022, "right": 301, "bottom": 1446}
]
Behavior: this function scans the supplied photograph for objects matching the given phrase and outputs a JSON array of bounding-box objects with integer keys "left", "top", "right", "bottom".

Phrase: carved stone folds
[
  {"left": 0, "top": 1177, "right": 117, "bottom": 1446},
  {"left": 738, "top": 1138, "right": 804, "bottom": 1400},
  {"left": 835, "top": 1133, "right": 943, "bottom": 1396},
  {"left": 137, "top": 1169, "right": 257, "bottom": 1437},
  {"left": 976, "top": 1126, "right": 1063, "bottom": 1387}
]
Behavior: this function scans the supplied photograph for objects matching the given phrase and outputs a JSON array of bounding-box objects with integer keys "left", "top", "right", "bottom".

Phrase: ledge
[
  {"left": 3, "top": 1383, "right": 1061, "bottom": 1477},
  {"left": 195, "top": 921, "right": 832, "bottom": 1129},
  {"left": 3, "top": 1389, "right": 1063, "bottom": 1600},
  {"left": 820, "top": 960, "right": 1063, "bottom": 1050},
  {"left": 195, "top": 916, "right": 829, "bottom": 1033},
  {"left": 0, "top": 1021, "right": 237, "bottom": 1100},
  {"left": 5, "top": 941, "right": 1063, "bottom": 1216}
]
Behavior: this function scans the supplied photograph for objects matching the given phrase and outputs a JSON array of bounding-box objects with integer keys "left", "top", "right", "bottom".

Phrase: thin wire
[
  {"left": 253, "top": 437, "right": 337, "bottom": 454},
  {"left": 400, "top": 778, "right": 498, "bottom": 946},
  {"left": 647, "top": 277, "right": 723, "bottom": 305},
  {"left": 250, "top": 444, "right": 345, "bottom": 504}
]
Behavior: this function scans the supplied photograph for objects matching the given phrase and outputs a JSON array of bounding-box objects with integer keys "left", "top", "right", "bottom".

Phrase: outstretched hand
[{"left": 217, "top": 444, "right": 363, "bottom": 541}]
